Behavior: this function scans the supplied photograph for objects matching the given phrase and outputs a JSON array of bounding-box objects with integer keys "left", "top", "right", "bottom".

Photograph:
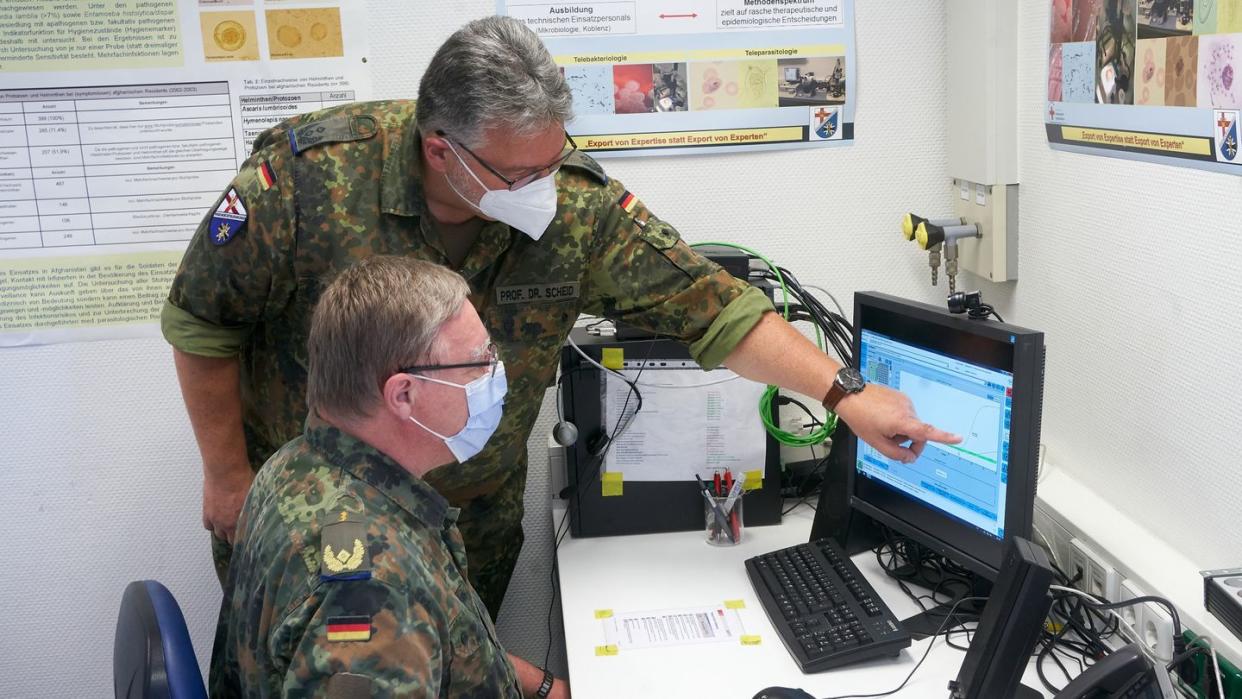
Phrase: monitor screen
[
  {"left": 847, "top": 292, "right": 1044, "bottom": 579},
  {"left": 784, "top": 67, "right": 800, "bottom": 81},
  {"left": 856, "top": 328, "right": 1013, "bottom": 540}
]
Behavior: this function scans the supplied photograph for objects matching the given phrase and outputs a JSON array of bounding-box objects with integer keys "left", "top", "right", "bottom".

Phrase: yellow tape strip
[
  {"left": 602, "top": 472, "right": 624, "bottom": 497},
  {"left": 601, "top": 347, "right": 624, "bottom": 370},
  {"left": 724, "top": 599, "right": 746, "bottom": 610},
  {"left": 594, "top": 609, "right": 614, "bottom": 619},
  {"left": 595, "top": 644, "right": 619, "bottom": 656},
  {"left": 743, "top": 470, "right": 764, "bottom": 491},
  {"left": 740, "top": 635, "right": 762, "bottom": 646}
]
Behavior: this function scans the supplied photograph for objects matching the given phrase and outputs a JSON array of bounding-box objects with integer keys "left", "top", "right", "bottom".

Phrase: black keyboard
[{"left": 745, "top": 538, "right": 911, "bottom": 673}]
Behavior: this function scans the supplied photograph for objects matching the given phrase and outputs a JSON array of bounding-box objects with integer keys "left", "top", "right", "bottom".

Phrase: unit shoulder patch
[{"left": 209, "top": 187, "right": 247, "bottom": 246}]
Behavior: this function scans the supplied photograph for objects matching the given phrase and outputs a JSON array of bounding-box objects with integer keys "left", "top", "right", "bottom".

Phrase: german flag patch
[
  {"left": 326, "top": 616, "right": 371, "bottom": 642},
  {"left": 257, "top": 161, "right": 276, "bottom": 191},
  {"left": 617, "top": 190, "right": 638, "bottom": 214}
]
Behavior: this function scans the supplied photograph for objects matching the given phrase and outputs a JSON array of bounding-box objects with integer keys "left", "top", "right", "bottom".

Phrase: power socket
[
  {"left": 1118, "top": 578, "right": 1175, "bottom": 662},
  {"left": 1069, "top": 538, "right": 1121, "bottom": 602},
  {"left": 1140, "top": 598, "right": 1175, "bottom": 663},
  {"left": 1118, "top": 578, "right": 1147, "bottom": 629}
]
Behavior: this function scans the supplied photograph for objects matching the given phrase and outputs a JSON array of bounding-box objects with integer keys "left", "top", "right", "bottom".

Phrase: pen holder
[{"left": 704, "top": 494, "right": 743, "bottom": 546}]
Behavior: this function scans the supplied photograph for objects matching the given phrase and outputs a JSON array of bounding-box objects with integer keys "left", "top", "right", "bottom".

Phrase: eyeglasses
[
  {"left": 438, "top": 129, "right": 577, "bottom": 191},
  {"left": 399, "top": 342, "right": 499, "bottom": 378}
]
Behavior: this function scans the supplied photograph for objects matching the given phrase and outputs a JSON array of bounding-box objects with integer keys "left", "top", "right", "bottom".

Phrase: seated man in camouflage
[{"left": 210, "top": 256, "right": 567, "bottom": 698}]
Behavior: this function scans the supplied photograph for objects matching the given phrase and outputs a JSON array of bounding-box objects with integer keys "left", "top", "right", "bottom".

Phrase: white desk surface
[{"left": 555, "top": 504, "right": 1056, "bottom": 699}]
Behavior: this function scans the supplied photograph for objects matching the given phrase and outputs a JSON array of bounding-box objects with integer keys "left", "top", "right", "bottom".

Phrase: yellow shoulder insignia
[{"left": 319, "top": 510, "right": 371, "bottom": 582}]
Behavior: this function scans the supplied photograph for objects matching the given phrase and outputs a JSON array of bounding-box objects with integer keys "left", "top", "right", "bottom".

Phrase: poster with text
[
  {"left": 499, "top": 0, "right": 857, "bottom": 156},
  {"left": 0, "top": 0, "right": 371, "bottom": 346},
  {"left": 1046, "top": 0, "right": 1241, "bottom": 174}
]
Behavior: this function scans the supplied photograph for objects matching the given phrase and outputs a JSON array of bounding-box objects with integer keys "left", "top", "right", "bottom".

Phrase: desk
[{"left": 556, "top": 504, "right": 1056, "bottom": 698}]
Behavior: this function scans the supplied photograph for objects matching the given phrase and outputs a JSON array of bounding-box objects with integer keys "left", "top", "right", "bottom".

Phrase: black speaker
[{"left": 948, "top": 536, "right": 1054, "bottom": 699}]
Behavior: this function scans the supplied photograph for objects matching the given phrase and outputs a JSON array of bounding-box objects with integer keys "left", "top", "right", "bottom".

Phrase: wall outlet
[
  {"left": 1141, "top": 599, "right": 1175, "bottom": 662},
  {"left": 1033, "top": 502, "right": 1073, "bottom": 570},
  {"left": 1118, "top": 578, "right": 1175, "bottom": 663},
  {"left": 1118, "top": 579, "right": 1147, "bottom": 629},
  {"left": 1069, "top": 538, "right": 1121, "bottom": 602}
]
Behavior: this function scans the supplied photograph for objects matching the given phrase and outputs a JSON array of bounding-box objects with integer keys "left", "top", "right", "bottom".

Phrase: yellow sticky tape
[
  {"left": 594, "top": 609, "right": 614, "bottom": 619},
  {"left": 740, "top": 635, "right": 762, "bottom": 646},
  {"left": 602, "top": 472, "right": 624, "bottom": 497},
  {"left": 743, "top": 470, "right": 764, "bottom": 491},
  {"left": 601, "top": 347, "right": 624, "bottom": 370},
  {"left": 595, "top": 644, "right": 619, "bottom": 656},
  {"left": 724, "top": 599, "right": 746, "bottom": 610}
]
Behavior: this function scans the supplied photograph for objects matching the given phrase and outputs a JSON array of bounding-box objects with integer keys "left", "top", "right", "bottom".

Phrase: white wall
[
  {"left": 22, "top": 0, "right": 1241, "bottom": 694},
  {"left": 1005, "top": 2, "right": 1242, "bottom": 568}
]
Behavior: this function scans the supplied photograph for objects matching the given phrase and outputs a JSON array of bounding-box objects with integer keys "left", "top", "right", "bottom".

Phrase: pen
[
  {"left": 713, "top": 471, "right": 722, "bottom": 497},
  {"left": 696, "top": 475, "right": 735, "bottom": 543}
]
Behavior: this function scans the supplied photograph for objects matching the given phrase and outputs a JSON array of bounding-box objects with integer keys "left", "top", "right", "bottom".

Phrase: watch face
[{"left": 838, "top": 368, "right": 866, "bottom": 392}]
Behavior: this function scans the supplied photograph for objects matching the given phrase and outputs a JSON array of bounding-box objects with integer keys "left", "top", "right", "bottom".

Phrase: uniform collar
[
  {"left": 380, "top": 115, "right": 426, "bottom": 217},
  {"left": 304, "top": 413, "right": 455, "bottom": 529}
]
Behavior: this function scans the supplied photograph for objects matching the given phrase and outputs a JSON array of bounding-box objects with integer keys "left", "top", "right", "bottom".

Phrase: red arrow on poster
[{"left": 659, "top": 12, "right": 698, "bottom": 18}]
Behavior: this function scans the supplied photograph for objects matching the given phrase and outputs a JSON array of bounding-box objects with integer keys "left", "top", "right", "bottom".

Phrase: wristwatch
[
  {"left": 535, "top": 668, "right": 555, "bottom": 698},
  {"left": 821, "top": 367, "right": 866, "bottom": 411}
]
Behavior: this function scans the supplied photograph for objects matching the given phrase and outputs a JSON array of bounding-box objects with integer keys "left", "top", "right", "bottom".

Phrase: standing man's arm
[
  {"left": 721, "top": 313, "right": 959, "bottom": 463},
  {"left": 578, "top": 176, "right": 958, "bottom": 461},
  {"left": 172, "top": 349, "right": 253, "bottom": 543},
  {"left": 163, "top": 128, "right": 298, "bottom": 543}
]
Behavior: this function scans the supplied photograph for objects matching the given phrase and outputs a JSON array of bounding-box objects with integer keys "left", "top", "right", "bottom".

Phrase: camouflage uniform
[
  {"left": 210, "top": 414, "right": 522, "bottom": 698},
  {"left": 163, "top": 100, "right": 772, "bottom": 615}
]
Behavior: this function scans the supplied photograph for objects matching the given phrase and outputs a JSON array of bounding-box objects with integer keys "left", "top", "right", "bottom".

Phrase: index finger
[{"left": 908, "top": 422, "right": 961, "bottom": 444}]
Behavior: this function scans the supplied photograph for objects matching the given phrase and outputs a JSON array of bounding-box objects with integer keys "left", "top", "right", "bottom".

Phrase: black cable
[
  {"left": 543, "top": 340, "right": 656, "bottom": 670},
  {"left": 967, "top": 304, "right": 1004, "bottom": 323},
  {"left": 812, "top": 596, "right": 987, "bottom": 699}
]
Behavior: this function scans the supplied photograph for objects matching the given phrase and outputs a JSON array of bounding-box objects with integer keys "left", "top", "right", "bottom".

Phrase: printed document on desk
[
  {"left": 603, "top": 366, "right": 766, "bottom": 482},
  {"left": 602, "top": 604, "right": 748, "bottom": 650}
]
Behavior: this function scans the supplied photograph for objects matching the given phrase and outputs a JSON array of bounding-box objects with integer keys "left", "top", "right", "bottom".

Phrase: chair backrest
[{"left": 114, "top": 580, "right": 208, "bottom": 699}]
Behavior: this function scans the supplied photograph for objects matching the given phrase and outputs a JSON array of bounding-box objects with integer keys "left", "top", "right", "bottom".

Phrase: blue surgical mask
[{"left": 409, "top": 362, "right": 507, "bottom": 463}]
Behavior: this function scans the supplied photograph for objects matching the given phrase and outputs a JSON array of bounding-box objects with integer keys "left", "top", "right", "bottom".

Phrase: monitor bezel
[{"left": 846, "top": 291, "right": 1044, "bottom": 580}]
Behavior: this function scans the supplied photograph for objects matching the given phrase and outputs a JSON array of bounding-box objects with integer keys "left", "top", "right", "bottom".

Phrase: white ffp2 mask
[{"left": 446, "top": 142, "right": 558, "bottom": 241}]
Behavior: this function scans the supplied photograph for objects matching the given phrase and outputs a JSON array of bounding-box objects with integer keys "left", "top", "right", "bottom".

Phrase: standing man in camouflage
[
  {"left": 212, "top": 256, "right": 568, "bottom": 698},
  {"left": 164, "top": 16, "right": 958, "bottom": 616}
]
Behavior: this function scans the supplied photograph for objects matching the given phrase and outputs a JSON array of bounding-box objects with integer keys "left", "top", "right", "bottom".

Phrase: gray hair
[
  {"left": 417, "top": 16, "right": 574, "bottom": 145},
  {"left": 307, "top": 256, "right": 471, "bottom": 420}
]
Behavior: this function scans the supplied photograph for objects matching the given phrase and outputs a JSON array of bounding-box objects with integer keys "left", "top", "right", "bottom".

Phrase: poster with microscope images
[
  {"left": 498, "top": 0, "right": 857, "bottom": 157},
  {"left": 1046, "top": 0, "right": 1242, "bottom": 174},
  {"left": 0, "top": 0, "right": 370, "bottom": 347}
]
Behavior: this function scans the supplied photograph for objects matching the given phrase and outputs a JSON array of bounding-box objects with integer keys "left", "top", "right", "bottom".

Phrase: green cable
[{"left": 690, "top": 241, "right": 836, "bottom": 448}]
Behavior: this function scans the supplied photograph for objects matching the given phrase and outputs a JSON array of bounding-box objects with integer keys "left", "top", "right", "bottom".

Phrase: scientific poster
[
  {"left": 0, "top": 0, "right": 371, "bottom": 346},
  {"left": 498, "top": 0, "right": 857, "bottom": 156},
  {"left": 1046, "top": 0, "right": 1241, "bottom": 174}
]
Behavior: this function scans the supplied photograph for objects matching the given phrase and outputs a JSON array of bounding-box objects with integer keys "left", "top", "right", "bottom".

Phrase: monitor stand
[
  {"left": 902, "top": 598, "right": 984, "bottom": 640},
  {"left": 900, "top": 580, "right": 991, "bottom": 641}
]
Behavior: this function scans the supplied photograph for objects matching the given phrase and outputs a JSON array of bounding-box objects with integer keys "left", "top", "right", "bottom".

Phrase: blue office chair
[{"left": 113, "top": 580, "right": 208, "bottom": 699}]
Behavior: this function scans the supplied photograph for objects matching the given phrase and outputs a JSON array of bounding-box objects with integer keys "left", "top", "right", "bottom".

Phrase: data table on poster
[
  {"left": 0, "top": 81, "right": 240, "bottom": 251},
  {"left": 239, "top": 90, "right": 357, "bottom": 150}
]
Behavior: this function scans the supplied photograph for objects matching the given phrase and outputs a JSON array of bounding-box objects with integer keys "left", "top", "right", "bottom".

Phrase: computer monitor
[
  {"left": 846, "top": 291, "right": 1045, "bottom": 581},
  {"left": 784, "top": 67, "right": 800, "bottom": 81}
]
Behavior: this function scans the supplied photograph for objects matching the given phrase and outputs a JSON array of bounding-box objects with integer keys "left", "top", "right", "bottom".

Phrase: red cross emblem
[
  {"left": 814, "top": 108, "right": 829, "bottom": 121},
  {"left": 1049, "top": 105, "right": 1056, "bottom": 119},
  {"left": 222, "top": 190, "right": 242, "bottom": 215},
  {"left": 1219, "top": 113, "right": 1235, "bottom": 135}
]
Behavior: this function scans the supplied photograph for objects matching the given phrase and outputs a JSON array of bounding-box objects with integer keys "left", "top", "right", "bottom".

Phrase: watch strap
[
  {"left": 822, "top": 382, "right": 849, "bottom": 412},
  {"left": 535, "top": 668, "right": 555, "bottom": 698}
]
